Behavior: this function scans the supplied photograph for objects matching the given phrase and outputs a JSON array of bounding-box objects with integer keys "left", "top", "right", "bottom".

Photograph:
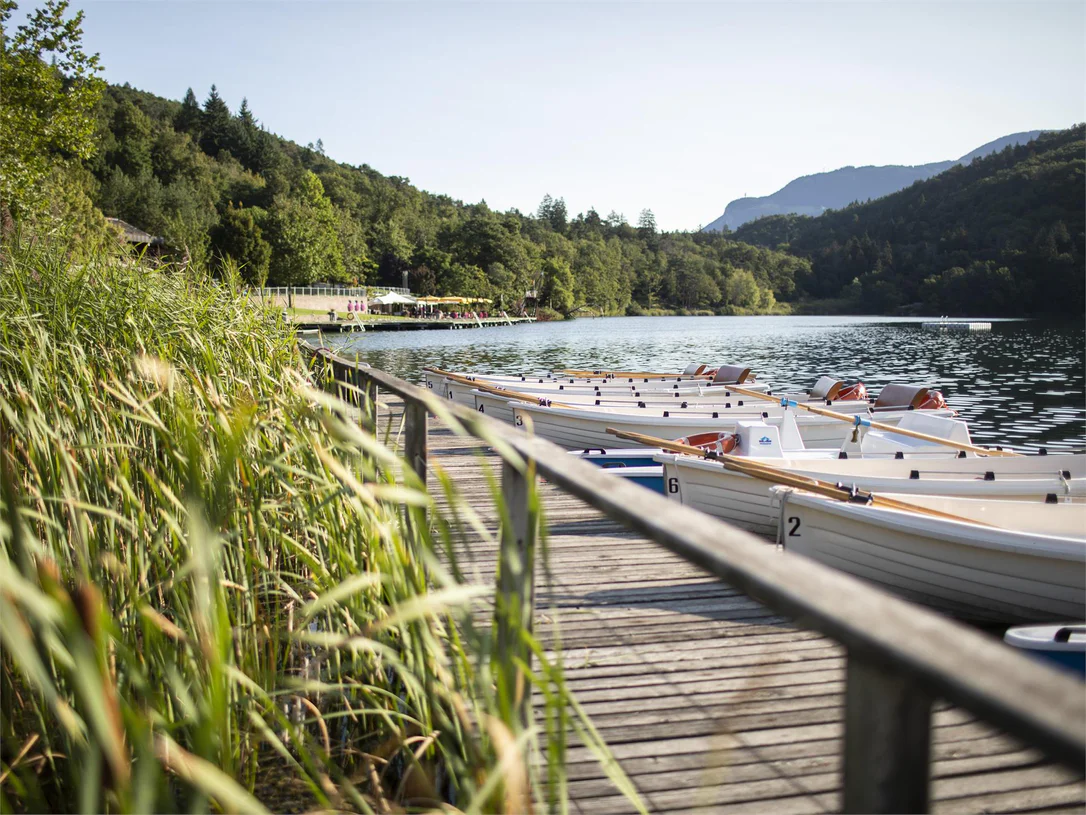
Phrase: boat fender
[
  {"left": 984, "top": 471, "right": 995, "bottom": 481},
  {"left": 909, "top": 470, "right": 920, "bottom": 479},
  {"left": 917, "top": 390, "right": 948, "bottom": 410},
  {"left": 837, "top": 382, "right": 868, "bottom": 401},
  {"left": 895, "top": 451, "right": 904, "bottom": 459},
  {"left": 1046, "top": 493, "right": 1058, "bottom": 504}
]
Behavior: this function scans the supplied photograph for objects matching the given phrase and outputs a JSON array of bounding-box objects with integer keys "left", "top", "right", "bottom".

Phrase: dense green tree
[
  {"left": 540, "top": 257, "right": 574, "bottom": 314},
  {"left": 724, "top": 269, "right": 760, "bottom": 309},
  {"left": 0, "top": 0, "right": 104, "bottom": 219},
  {"left": 211, "top": 203, "right": 270, "bottom": 285},
  {"left": 336, "top": 206, "right": 376, "bottom": 283},
  {"left": 106, "top": 100, "right": 153, "bottom": 177},
  {"left": 265, "top": 171, "right": 344, "bottom": 285}
]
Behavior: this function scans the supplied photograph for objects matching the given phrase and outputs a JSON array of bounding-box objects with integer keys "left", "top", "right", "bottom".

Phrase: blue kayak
[{"left": 1004, "top": 624, "right": 1086, "bottom": 678}]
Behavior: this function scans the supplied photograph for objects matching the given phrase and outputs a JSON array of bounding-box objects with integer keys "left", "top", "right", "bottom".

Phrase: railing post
[
  {"left": 403, "top": 399, "right": 427, "bottom": 485},
  {"left": 494, "top": 458, "right": 537, "bottom": 735},
  {"left": 843, "top": 653, "right": 933, "bottom": 814},
  {"left": 354, "top": 368, "right": 377, "bottom": 434}
]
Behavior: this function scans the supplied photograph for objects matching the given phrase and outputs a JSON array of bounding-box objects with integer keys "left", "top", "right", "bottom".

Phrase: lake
[{"left": 324, "top": 315, "right": 1086, "bottom": 453}]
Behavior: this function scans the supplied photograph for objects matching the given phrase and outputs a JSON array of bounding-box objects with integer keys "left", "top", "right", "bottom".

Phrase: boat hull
[
  {"left": 659, "top": 454, "right": 1086, "bottom": 539},
  {"left": 773, "top": 489, "right": 1086, "bottom": 623}
]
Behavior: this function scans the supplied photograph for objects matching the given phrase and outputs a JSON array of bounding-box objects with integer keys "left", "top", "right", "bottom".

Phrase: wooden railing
[{"left": 307, "top": 346, "right": 1085, "bottom": 814}]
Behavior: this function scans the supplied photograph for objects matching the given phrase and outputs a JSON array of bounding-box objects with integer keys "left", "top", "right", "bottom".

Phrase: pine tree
[
  {"left": 637, "top": 208, "right": 656, "bottom": 235},
  {"left": 175, "top": 87, "right": 202, "bottom": 136},
  {"left": 237, "top": 97, "right": 256, "bottom": 129},
  {"left": 199, "top": 84, "right": 234, "bottom": 157}
]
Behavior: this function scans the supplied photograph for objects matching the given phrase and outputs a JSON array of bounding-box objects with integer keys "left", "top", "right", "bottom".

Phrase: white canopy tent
[{"left": 371, "top": 292, "right": 417, "bottom": 306}]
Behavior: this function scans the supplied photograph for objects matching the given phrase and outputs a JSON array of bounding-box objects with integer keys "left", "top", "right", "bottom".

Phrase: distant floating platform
[{"left": 922, "top": 320, "right": 992, "bottom": 331}]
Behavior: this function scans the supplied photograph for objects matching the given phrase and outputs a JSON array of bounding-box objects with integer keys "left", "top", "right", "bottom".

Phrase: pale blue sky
[{"left": 26, "top": 1, "right": 1086, "bottom": 229}]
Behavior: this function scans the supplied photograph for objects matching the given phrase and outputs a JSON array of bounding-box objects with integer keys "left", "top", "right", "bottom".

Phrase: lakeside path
[{"left": 375, "top": 394, "right": 1085, "bottom": 814}]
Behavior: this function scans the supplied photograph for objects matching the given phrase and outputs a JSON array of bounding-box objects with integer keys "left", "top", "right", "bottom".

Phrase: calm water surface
[{"left": 326, "top": 316, "right": 1085, "bottom": 453}]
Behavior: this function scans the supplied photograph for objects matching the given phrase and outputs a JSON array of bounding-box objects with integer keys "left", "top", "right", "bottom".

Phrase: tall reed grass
[{"left": 0, "top": 239, "right": 639, "bottom": 813}]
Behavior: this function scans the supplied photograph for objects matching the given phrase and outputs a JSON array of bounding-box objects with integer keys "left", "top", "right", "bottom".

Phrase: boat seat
[
  {"left": 810, "top": 376, "right": 844, "bottom": 400},
  {"left": 713, "top": 365, "right": 752, "bottom": 384},
  {"left": 874, "top": 383, "right": 930, "bottom": 410},
  {"left": 682, "top": 364, "right": 708, "bottom": 376}
]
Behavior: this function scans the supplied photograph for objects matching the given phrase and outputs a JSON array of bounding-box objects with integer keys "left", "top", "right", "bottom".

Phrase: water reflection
[{"left": 326, "top": 316, "right": 1086, "bottom": 453}]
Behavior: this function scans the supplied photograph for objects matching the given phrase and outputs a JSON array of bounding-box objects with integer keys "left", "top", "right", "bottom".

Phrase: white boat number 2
[{"left": 788, "top": 517, "right": 801, "bottom": 536}]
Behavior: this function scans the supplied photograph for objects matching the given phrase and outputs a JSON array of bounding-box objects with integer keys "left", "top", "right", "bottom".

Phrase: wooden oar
[
  {"left": 721, "top": 383, "right": 1021, "bottom": 458},
  {"left": 605, "top": 427, "right": 998, "bottom": 527},
  {"left": 427, "top": 368, "right": 578, "bottom": 409},
  {"left": 558, "top": 368, "right": 712, "bottom": 380}
]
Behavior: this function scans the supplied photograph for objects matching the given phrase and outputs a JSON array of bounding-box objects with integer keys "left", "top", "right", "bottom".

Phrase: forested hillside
[
  {"left": 732, "top": 126, "right": 1085, "bottom": 316},
  {"left": 74, "top": 83, "right": 808, "bottom": 316},
  {"left": 5, "top": 0, "right": 1079, "bottom": 320}
]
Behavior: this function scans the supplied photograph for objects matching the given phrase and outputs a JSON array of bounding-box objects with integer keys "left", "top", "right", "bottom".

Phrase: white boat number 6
[{"left": 667, "top": 477, "right": 679, "bottom": 494}]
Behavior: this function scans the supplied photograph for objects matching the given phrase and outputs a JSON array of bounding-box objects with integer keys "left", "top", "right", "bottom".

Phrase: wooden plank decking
[{"left": 378, "top": 396, "right": 1085, "bottom": 814}]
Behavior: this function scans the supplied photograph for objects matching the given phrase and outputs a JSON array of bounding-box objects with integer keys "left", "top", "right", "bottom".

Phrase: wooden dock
[
  {"left": 374, "top": 395, "right": 1085, "bottom": 814},
  {"left": 292, "top": 315, "right": 536, "bottom": 332}
]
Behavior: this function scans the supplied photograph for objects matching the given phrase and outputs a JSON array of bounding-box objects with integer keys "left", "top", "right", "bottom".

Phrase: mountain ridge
[{"left": 702, "top": 131, "right": 1045, "bottom": 232}]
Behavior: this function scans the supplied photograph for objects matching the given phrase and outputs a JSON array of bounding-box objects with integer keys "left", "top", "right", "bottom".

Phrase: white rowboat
[
  {"left": 659, "top": 450, "right": 1086, "bottom": 538},
  {"left": 770, "top": 488, "right": 1086, "bottom": 623}
]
